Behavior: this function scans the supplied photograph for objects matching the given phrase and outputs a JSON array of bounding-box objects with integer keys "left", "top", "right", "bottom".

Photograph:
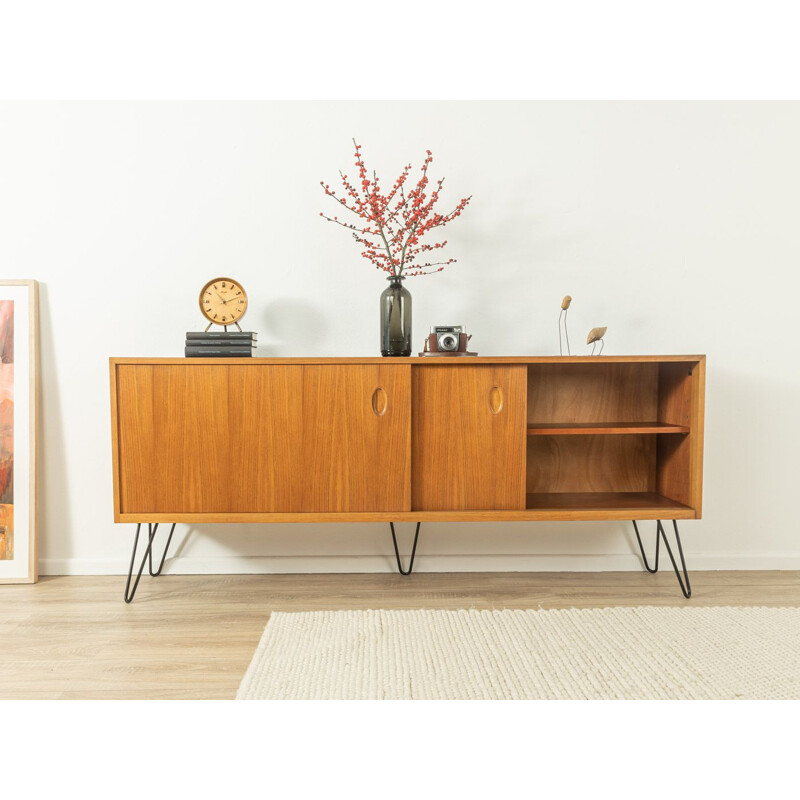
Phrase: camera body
[{"left": 426, "top": 325, "right": 470, "bottom": 354}]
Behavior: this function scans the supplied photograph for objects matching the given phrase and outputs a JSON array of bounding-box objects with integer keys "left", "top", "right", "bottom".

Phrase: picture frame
[{"left": 0, "top": 279, "right": 38, "bottom": 584}]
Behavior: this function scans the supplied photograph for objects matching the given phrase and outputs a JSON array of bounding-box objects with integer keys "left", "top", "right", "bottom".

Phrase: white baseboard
[{"left": 38, "top": 553, "right": 800, "bottom": 576}]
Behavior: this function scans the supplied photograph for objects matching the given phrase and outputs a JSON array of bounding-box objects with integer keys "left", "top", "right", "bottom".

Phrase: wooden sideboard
[{"left": 110, "top": 356, "right": 705, "bottom": 599}]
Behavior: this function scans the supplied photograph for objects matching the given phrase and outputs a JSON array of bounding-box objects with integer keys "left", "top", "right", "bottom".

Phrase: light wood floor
[{"left": 1, "top": 571, "right": 799, "bottom": 699}]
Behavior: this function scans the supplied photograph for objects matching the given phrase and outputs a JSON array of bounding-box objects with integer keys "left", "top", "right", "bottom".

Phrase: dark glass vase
[{"left": 380, "top": 275, "right": 412, "bottom": 357}]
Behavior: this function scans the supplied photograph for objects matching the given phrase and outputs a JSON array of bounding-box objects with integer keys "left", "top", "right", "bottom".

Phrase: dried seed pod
[
  {"left": 561, "top": 295, "right": 572, "bottom": 310},
  {"left": 586, "top": 326, "right": 607, "bottom": 344}
]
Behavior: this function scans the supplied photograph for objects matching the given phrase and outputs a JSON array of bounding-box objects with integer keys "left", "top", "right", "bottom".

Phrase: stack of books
[{"left": 185, "top": 331, "right": 257, "bottom": 357}]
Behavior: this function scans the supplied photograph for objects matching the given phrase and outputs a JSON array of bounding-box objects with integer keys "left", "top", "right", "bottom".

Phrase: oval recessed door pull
[
  {"left": 372, "top": 387, "right": 388, "bottom": 416},
  {"left": 488, "top": 386, "right": 503, "bottom": 414}
]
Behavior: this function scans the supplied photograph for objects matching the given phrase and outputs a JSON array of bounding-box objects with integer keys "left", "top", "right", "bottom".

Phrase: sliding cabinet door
[
  {"left": 114, "top": 364, "right": 410, "bottom": 514},
  {"left": 411, "top": 365, "right": 527, "bottom": 510}
]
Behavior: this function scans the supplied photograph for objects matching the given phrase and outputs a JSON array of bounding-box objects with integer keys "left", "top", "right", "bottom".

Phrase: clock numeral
[
  {"left": 222, "top": 316, "right": 227, "bottom": 321},
  {"left": 236, "top": 291, "right": 241, "bottom": 295},
  {"left": 204, "top": 299, "right": 210, "bottom": 304},
  {"left": 238, "top": 300, "right": 244, "bottom": 304},
  {"left": 213, "top": 314, "right": 218, "bottom": 319}
]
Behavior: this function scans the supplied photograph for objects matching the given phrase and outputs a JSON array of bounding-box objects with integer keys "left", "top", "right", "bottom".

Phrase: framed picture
[{"left": 0, "top": 280, "right": 38, "bottom": 584}]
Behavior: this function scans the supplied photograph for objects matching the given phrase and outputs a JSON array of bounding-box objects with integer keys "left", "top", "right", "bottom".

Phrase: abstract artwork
[
  {"left": 0, "top": 299, "right": 13, "bottom": 561},
  {"left": 0, "top": 280, "right": 37, "bottom": 584}
]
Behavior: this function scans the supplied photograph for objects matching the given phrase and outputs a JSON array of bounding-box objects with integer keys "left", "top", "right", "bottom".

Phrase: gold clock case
[{"left": 199, "top": 277, "right": 248, "bottom": 325}]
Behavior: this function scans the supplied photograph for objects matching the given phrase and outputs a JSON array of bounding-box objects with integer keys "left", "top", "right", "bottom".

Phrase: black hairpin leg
[
  {"left": 632, "top": 519, "right": 692, "bottom": 598},
  {"left": 389, "top": 522, "right": 422, "bottom": 576},
  {"left": 124, "top": 522, "right": 177, "bottom": 603}
]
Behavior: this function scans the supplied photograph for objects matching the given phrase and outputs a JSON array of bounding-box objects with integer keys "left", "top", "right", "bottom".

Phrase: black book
[
  {"left": 186, "top": 331, "right": 257, "bottom": 340},
  {"left": 184, "top": 337, "right": 257, "bottom": 346},
  {"left": 185, "top": 346, "right": 255, "bottom": 357}
]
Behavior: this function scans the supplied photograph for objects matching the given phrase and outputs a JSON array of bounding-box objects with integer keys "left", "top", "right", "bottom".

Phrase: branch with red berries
[{"left": 321, "top": 139, "right": 471, "bottom": 277}]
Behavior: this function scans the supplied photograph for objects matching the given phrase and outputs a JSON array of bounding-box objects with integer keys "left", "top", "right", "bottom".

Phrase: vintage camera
[{"left": 426, "top": 325, "right": 470, "bottom": 353}]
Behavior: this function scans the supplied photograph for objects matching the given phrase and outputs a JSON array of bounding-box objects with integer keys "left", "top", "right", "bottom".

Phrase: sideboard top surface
[{"left": 110, "top": 355, "right": 705, "bottom": 366}]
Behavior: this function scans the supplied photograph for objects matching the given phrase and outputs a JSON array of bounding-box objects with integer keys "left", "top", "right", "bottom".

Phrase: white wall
[{"left": 1, "top": 101, "right": 798, "bottom": 574}]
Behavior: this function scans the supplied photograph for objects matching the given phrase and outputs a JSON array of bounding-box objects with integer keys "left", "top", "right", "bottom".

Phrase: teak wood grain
[
  {"left": 110, "top": 356, "right": 705, "bottom": 523},
  {"left": 411, "top": 365, "right": 527, "bottom": 510},
  {"left": 526, "top": 422, "right": 689, "bottom": 435},
  {"left": 111, "top": 356, "right": 706, "bottom": 365},
  {"left": 526, "top": 362, "right": 659, "bottom": 424},
  {"left": 115, "top": 364, "right": 410, "bottom": 514},
  {"left": 526, "top": 434, "right": 656, "bottom": 494},
  {"left": 525, "top": 492, "right": 690, "bottom": 512},
  {"left": 656, "top": 359, "right": 705, "bottom": 516},
  {"left": 116, "top": 505, "right": 696, "bottom": 522}
]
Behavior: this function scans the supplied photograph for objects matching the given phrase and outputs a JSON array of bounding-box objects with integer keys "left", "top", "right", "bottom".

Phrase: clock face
[{"left": 199, "top": 278, "right": 248, "bottom": 325}]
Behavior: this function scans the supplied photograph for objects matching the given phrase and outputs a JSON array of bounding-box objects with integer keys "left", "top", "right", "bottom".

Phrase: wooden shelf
[
  {"left": 526, "top": 492, "right": 693, "bottom": 515},
  {"left": 526, "top": 422, "right": 689, "bottom": 436}
]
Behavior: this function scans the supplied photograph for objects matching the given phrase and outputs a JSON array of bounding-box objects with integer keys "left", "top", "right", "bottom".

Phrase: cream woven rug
[{"left": 236, "top": 607, "right": 800, "bottom": 700}]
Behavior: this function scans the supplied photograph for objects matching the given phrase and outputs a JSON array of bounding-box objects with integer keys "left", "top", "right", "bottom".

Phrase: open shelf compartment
[{"left": 524, "top": 360, "right": 701, "bottom": 516}]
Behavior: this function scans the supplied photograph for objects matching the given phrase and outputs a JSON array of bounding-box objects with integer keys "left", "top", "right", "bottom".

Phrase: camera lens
[{"left": 441, "top": 334, "right": 457, "bottom": 350}]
